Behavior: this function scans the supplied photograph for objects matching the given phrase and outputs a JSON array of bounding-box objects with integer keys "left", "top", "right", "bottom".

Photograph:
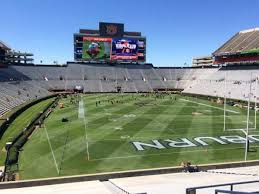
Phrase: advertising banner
[{"left": 111, "top": 38, "right": 138, "bottom": 60}]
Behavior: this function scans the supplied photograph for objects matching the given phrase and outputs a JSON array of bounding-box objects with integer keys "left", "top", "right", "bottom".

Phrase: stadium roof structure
[
  {"left": 213, "top": 28, "right": 259, "bottom": 56},
  {"left": 0, "top": 40, "right": 11, "bottom": 51}
]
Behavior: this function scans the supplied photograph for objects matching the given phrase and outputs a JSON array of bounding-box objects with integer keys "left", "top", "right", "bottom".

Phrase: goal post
[
  {"left": 224, "top": 73, "right": 257, "bottom": 132},
  {"left": 223, "top": 72, "right": 258, "bottom": 161}
]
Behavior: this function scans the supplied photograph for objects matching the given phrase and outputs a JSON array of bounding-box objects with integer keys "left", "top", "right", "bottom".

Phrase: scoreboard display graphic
[
  {"left": 111, "top": 38, "right": 138, "bottom": 60},
  {"left": 74, "top": 22, "right": 146, "bottom": 62},
  {"left": 82, "top": 37, "right": 112, "bottom": 60}
]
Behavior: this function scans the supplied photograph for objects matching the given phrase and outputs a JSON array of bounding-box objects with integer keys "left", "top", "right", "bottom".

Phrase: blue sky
[{"left": 1, "top": 0, "right": 259, "bottom": 66}]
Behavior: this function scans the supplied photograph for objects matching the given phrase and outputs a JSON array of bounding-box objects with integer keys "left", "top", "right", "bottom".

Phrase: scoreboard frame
[{"left": 74, "top": 22, "right": 146, "bottom": 63}]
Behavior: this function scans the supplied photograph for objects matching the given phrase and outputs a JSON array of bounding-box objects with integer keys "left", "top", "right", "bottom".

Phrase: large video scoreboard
[{"left": 74, "top": 22, "right": 146, "bottom": 63}]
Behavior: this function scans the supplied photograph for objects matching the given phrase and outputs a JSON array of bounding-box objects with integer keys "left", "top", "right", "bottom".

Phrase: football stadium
[{"left": 1, "top": 19, "right": 259, "bottom": 193}]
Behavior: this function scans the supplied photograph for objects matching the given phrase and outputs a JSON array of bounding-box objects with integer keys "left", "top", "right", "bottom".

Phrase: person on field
[{"left": 181, "top": 161, "right": 199, "bottom": 173}]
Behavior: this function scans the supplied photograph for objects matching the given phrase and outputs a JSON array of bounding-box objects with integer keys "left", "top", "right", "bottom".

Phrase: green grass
[
  {"left": 10, "top": 93, "right": 259, "bottom": 180},
  {"left": 0, "top": 98, "right": 54, "bottom": 165}
]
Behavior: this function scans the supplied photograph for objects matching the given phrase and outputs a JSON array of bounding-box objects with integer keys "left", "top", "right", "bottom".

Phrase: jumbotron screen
[
  {"left": 82, "top": 37, "right": 112, "bottom": 60},
  {"left": 111, "top": 38, "right": 138, "bottom": 60},
  {"left": 82, "top": 36, "right": 145, "bottom": 61}
]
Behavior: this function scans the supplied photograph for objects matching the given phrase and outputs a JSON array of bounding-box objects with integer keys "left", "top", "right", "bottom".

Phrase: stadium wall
[
  {"left": 214, "top": 54, "right": 259, "bottom": 64},
  {"left": 182, "top": 93, "right": 253, "bottom": 105},
  {"left": 1, "top": 160, "right": 259, "bottom": 189}
]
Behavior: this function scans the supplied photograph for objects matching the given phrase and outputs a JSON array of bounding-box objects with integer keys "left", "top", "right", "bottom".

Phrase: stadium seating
[
  {"left": 214, "top": 28, "right": 259, "bottom": 54},
  {"left": 2, "top": 63, "right": 259, "bottom": 117},
  {"left": 183, "top": 66, "right": 259, "bottom": 101},
  {"left": 0, "top": 80, "right": 51, "bottom": 116}
]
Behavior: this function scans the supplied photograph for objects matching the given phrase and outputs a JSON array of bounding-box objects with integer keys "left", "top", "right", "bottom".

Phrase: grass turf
[
  {"left": 0, "top": 98, "right": 55, "bottom": 166},
  {"left": 11, "top": 93, "right": 259, "bottom": 180}
]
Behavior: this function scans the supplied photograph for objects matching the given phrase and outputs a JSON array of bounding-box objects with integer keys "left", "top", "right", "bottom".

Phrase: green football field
[{"left": 10, "top": 93, "right": 259, "bottom": 180}]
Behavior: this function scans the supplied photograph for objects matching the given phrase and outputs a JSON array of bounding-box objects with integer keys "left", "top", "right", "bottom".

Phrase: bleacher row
[
  {"left": 213, "top": 28, "right": 259, "bottom": 55},
  {"left": 0, "top": 81, "right": 51, "bottom": 116},
  {"left": 184, "top": 67, "right": 259, "bottom": 101},
  {"left": 0, "top": 63, "right": 217, "bottom": 117},
  {"left": 2, "top": 63, "right": 259, "bottom": 118}
]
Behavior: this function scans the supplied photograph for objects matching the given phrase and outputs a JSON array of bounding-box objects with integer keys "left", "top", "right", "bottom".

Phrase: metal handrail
[
  {"left": 215, "top": 189, "right": 259, "bottom": 194},
  {"left": 186, "top": 180, "right": 259, "bottom": 194}
]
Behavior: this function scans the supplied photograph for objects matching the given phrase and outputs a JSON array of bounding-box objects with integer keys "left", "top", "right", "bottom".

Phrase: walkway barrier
[
  {"left": 215, "top": 189, "right": 259, "bottom": 194},
  {"left": 186, "top": 180, "right": 259, "bottom": 194}
]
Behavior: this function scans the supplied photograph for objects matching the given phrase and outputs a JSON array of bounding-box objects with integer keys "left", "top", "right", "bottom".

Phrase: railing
[
  {"left": 215, "top": 189, "right": 259, "bottom": 194},
  {"left": 186, "top": 180, "right": 259, "bottom": 194}
]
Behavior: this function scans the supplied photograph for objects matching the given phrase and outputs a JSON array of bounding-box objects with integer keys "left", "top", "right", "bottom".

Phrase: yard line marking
[
  {"left": 59, "top": 129, "right": 69, "bottom": 175},
  {"left": 180, "top": 98, "right": 240, "bottom": 114},
  {"left": 90, "top": 145, "right": 259, "bottom": 161},
  {"left": 78, "top": 99, "right": 85, "bottom": 119},
  {"left": 79, "top": 98, "right": 90, "bottom": 161},
  {"left": 43, "top": 124, "right": 59, "bottom": 175}
]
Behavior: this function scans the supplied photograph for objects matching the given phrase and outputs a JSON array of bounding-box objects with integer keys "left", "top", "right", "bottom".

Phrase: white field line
[
  {"left": 85, "top": 130, "right": 259, "bottom": 141},
  {"left": 90, "top": 145, "right": 259, "bottom": 161},
  {"left": 226, "top": 128, "right": 257, "bottom": 136},
  {"left": 43, "top": 124, "right": 60, "bottom": 174},
  {"left": 180, "top": 98, "right": 240, "bottom": 114},
  {"left": 78, "top": 100, "right": 85, "bottom": 119},
  {"left": 79, "top": 99, "right": 90, "bottom": 160}
]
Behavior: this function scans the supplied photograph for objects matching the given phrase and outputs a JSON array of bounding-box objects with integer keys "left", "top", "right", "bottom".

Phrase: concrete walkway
[{"left": 1, "top": 166, "right": 259, "bottom": 194}]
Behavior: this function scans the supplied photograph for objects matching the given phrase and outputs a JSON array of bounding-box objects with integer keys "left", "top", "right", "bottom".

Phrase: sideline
[
  {"left": 180, "top": 98, "right": 240, "bottom": 114},
  {"left": 1, "top": 160, "right": 259, "bottom": 189},
  {"left": 89, "top": 145, "right": 259, "bottom": 161}
]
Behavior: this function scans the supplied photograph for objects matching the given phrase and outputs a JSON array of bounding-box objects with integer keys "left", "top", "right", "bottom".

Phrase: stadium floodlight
[{"left": 223, "top": 72, "right": 258, "bottom": 161}]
